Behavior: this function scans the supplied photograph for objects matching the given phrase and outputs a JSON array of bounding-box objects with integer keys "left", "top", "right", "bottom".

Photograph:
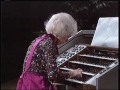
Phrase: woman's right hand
[{"left": 69, "top": 68, "right": 83, "bottom": 78}]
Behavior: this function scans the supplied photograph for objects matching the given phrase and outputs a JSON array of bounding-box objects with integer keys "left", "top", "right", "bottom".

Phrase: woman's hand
[{"left": 69, "top": 68, "right": 83, "bottom": 78}]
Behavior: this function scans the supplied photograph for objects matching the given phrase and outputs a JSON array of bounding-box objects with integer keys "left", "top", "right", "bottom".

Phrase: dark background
[{"left": 1, "top": 1, "right": 118, "bottom": 83}]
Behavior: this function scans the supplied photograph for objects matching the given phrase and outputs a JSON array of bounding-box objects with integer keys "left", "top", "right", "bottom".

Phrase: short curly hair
[{"left": 44, "top": 12, "right": 78, "bottom": 39}]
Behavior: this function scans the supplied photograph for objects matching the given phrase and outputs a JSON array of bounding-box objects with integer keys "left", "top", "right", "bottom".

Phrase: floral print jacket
[{"left": 23, "top": 34, "right": 69, "bottom": 83}]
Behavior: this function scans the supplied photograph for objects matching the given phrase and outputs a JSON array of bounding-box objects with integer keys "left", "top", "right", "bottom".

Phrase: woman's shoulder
[
  {"left": 39, "top": 34, "right": 56, "bottom": 43},
  {"left": 41, "top": 34, "right": 55, "bottom": 45},
  {"left": 39, "top": 34, "right": 58, "bottom": 49},
  {"left": 29, "top": 34, "right": 57, "bottom": 49}
]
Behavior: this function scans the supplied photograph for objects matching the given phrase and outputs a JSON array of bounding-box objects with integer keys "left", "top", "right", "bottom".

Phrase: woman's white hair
[{"left": 44, "top": 12, "right": 78, "bottom": 39}]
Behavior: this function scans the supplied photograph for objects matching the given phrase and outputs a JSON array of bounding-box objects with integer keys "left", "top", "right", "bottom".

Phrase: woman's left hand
[{"left": 69, "top": 68, "right": 83, "bottom": 78}]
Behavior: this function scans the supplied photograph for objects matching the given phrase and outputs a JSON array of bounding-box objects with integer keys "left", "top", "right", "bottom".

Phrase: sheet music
[{"left": 91, "top": 17, "right": 118, "bottom": 48}]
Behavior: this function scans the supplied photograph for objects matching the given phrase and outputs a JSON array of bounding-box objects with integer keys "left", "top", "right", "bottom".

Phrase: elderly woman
[{"left": 16, "top": 12, "right": 83, "bottom": 90}]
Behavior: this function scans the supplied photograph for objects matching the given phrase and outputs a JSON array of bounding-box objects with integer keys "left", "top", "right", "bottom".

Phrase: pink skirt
[{"left": 16, "top": 72, "right": 56, "bottom": 90}]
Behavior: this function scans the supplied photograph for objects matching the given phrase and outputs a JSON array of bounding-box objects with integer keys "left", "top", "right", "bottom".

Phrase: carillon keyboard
[
  {"left": 79, "top": 54, "right": 118, "bottom": 60},
  {"left": 56, "top": 45, "right": 86, "bottom": 67},
  {"left": 56, "top": 45, "right": 118, "bottom": 89}
]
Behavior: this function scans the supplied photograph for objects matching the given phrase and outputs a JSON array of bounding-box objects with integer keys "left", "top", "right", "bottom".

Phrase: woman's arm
[{"left": 43, "top": 36, "right": 82, "bottom": 83}]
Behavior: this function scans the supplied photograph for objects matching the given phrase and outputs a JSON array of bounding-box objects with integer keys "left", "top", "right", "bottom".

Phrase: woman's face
[{"left": 56, "top": 35, "right": 68, "bottom": 45}]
